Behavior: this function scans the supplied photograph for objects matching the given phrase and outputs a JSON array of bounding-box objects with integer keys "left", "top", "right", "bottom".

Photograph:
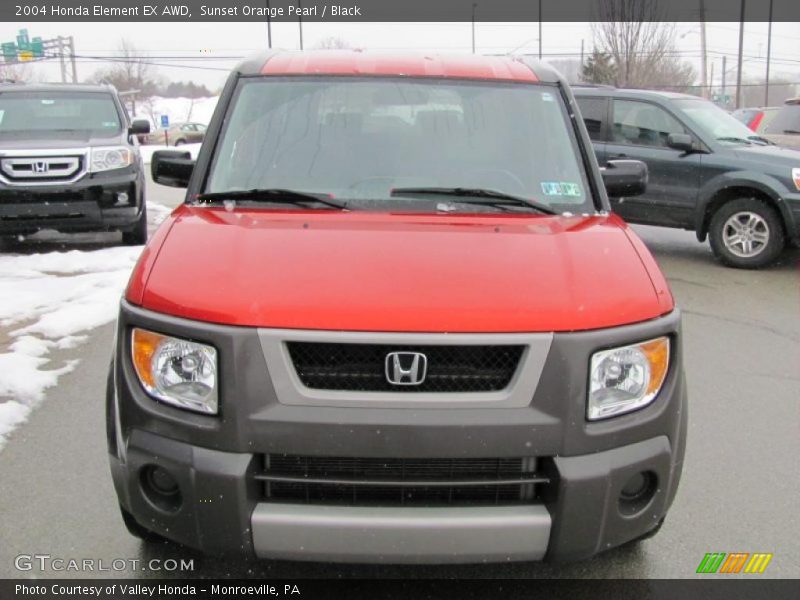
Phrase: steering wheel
[{"left": 463, "top": 168, "right": 527, "bottom": 194}]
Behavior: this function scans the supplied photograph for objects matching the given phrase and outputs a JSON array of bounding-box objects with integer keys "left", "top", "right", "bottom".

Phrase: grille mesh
[
  {"left": 260, "top": 455, "right": 544, "bottom": 507},
  {"left": 287, "top": 342, "right": 524, "bottom": 392}
]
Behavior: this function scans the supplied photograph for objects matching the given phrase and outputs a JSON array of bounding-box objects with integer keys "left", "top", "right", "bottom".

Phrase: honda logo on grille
[
  {"left": 32, "top": 161, "right": 49, "bottom": 173},
  {"left": 385, "top": 352, "right": 427, "bottom": 386}
]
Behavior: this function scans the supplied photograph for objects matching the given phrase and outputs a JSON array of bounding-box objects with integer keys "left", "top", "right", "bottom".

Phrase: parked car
[
  {"left": 0, "top": 83, "right": 150, "bottom": 246},
  {"left": 761, "top": 97, "right": 800, "bottom": 150},
  {"left": 108, "top": 50, "right": 687, "bottom": 564},
  {"left": 146, "top": 121, "right": 206, "bottom": 146},
  {"left": 732, "top": 106, "right": 780, "bottom": 133},
  {"left": 574, "top": 87, "right": 800, "bottom": 268}
]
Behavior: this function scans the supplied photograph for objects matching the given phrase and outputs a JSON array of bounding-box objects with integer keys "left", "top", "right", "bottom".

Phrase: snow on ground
[
  {"left": 133, "top": 95, "right": 218, "bottom": 129},
  {"left": 139, "top": 143, "right": 202, "bottom": 165},
  {"left": 0, "top": 201, "right": 173, "bottom": 451}
]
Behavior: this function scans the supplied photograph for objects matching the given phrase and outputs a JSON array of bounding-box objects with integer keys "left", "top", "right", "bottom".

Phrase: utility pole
[
  {"left": 765, "top": 0, "right": 773, "bottom": 106},
  {"left": 538, "top": 0, "right": 542, "bottom": 59},
  {"left": 721, "top": 55, "right": 727, "bottom": 103},
  {"left": 580, "top": 38, "right": 584, "bottom": 70},
  {"left": 266, "top": 0, "right": 272, "bottom": 48},
  {"left": 699, "top": 0, "right": 708, "bottom": 98},
  {"left": 298, "top": 0, "right": 303, "bottom": 50},
  {"left": 735, "top": 0, "right": 745, "bottom": 109},
  {"left": 471, "top": 3, "right": 477, "bottom": 54},
  {"left": 69, "top": 36, "right": 77, "bottom": 83}
]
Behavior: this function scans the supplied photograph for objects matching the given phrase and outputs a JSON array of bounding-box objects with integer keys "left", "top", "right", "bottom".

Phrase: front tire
[
  {"left": 174, "top": 139, "right": 186, "bottom": 146},
  {"left": 121, "top": 204, "right": 148, "bottom": 246},
  {"left": 708, "top": 198, "right": 784, "bottom": 269}
]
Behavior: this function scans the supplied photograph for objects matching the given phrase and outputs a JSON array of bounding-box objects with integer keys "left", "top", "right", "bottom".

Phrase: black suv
[
  {"left": 574, "top": 87, "right": 800, "bottom": 268},
  {"left": 0, "top": 83, "right": 150, "bottom": 246}
]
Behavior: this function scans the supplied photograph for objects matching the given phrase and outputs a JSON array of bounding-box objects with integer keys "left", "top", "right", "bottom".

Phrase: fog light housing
[
  {"left": 115, "top": 192, "right": 129, "bottom": 205},
  {"left": 140, "top": 465, "right": 182, "bottom": 512},
  {"left": 619, "top": 471, "right": 657, "bottom": 515}
]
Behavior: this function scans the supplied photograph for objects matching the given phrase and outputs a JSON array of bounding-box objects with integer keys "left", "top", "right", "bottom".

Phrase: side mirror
[
  {"left": 152, "top": 150, "right": 194, "bottom": 188},
  {"left": 602, "top": 159, "right": 648, "bottom": 198},
  {"left": 667, "top": 132, "right": 694, "bottom": 153},
  {"left": 129, "top": 119, "right": 151, "bottom": 135}
]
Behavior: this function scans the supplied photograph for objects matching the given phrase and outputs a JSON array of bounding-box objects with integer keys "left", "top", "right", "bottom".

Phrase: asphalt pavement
[{"left": 0, "top": 173, "right": 798, "bottom": 579}]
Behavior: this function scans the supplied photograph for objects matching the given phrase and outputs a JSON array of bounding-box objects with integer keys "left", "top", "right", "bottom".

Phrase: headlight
[
  {"left": 131, "top": 328, "right": 218, "bottom": 414},
  {"left": 90, "top": 146, "right": 133, "bottom": 172},
  {"left": 792, "top": 167, "right": 800, "bottom": 191},
  {"left": 588, "top": 337, "right": 669, "bottom": 420}
]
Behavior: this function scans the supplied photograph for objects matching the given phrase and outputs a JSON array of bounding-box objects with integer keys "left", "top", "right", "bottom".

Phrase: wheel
[
  {"left": 121, "top": 204, "right": 148, "bottom": 246},
  {"left": 174, "top": 139, "right": 186, "bottom": 146},
  {"left": 708, "top": 198, "right": 784, "bottom": 269},
  {"left": 119, "top": 504, "right": 165, "bottom": 543}
]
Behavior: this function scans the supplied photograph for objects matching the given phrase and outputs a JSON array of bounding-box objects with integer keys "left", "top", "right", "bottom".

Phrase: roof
[
  {"left": 237, "top": 50, "right": 561, "bottom": 83},
  {"left": 573, "top": 86, "right": 701, "bottom": 101},
  {"left": 0, "top": 82, "right": 115, "bottom": 94}
]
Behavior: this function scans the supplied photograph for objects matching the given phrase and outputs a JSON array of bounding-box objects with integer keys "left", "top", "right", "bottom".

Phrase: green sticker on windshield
[{"left": 541, "top": 182, "right": 582, "bottom": 197}]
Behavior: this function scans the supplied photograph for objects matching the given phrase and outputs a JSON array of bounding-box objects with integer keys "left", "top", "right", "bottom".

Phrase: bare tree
[
  {"left": 89, "top": 39, "right": 159, "bottom": 103},
  {"left": 592, "top": 0, "right": 695, "bottom": 90},
  {"left": 0, "top": 61, "right": 34, "bottom": 83},
  {"left": 314, "top": 37, "right": 351, "bottom": 50}
]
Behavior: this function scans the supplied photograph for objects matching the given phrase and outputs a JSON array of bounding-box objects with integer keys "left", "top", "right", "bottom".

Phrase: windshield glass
[
  {"left": 205, "top": 77, "right": 593, "bottom": 212},
  {"left": 0, "top": 91, "right": 122, "bottom": 135},
  {"left": 672, "top": 98, "right": 761, "bottom": 143}
]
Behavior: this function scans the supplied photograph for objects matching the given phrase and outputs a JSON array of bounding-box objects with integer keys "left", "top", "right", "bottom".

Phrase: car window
[
  {"left": 181, "top": 124, "right": 195, "bottom": 132},
  {"left": 612, "top": 99, "right": 685, "bottom": 148},
  {"left": 205, "top": 77, "right": 596, "bottom": 211},
  {"left": 763, "top": 104, "right": 800, "bottom": 134},
  {"left": 575, "top": 97, "right": 607, "bottom": 141},
  {"left": 0, "top": 91, "right": 122, "bottom": 134}
]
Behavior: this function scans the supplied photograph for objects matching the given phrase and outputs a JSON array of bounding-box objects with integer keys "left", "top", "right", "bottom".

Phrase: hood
[
  {"left": 0, "top": 129, "right": 121, "bottom": 150},
  {"left": 735, "top": 138, "right": 800, "bottom": 158},
  {"left": 129, "top": 206, "right": 673, "bottom": 333}
]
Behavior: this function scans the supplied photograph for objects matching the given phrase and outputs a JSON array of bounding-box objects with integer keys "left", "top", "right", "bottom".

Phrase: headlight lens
[
  {"left": 588, "top": 337, "right": 669, "bottom": 420},
  {"left": 90, "top": 146, "right": 133, "bottom": 172},
  {"left": 131, "top": 328, "right": 218, "bottom": 414}
]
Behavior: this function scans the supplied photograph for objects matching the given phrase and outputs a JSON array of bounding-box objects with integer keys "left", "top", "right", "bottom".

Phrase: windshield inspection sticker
[
  {"left": 542, "top": 92, "right": 554, "bottom": 102},
  {"left": 541, "top": 182, "right": 582, "bottom": 197}
]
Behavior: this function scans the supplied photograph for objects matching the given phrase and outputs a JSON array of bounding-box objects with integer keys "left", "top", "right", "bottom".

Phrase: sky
[{"left": 1, "top": 20, "right": 799, "bottom": 92}]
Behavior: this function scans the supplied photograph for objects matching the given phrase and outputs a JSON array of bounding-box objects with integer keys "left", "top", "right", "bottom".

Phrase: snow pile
[
  {"left": 133, "top": 95, "right": 219, "bottom": 129},
  {"left": 0, "top": 202, "right": 173, "bottom": 451}
]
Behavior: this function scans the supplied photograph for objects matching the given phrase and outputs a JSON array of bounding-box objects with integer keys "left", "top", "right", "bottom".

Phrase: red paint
[
  {"left": 125, "top": 209, "right": 179, "bottom": 305},
  {"left": 748, "top": 111, "right": 764, "bottom": 132},
  {"left": 128, "top": 206, "right": 673, "bottom": 333},
  {"left": 261, "top": 51, "right": 538, "bottom": 82}
]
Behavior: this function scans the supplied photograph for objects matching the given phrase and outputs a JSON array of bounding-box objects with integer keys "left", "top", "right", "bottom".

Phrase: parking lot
[{"left": 0, "top": 172, "right": 797, "bottom": 579}]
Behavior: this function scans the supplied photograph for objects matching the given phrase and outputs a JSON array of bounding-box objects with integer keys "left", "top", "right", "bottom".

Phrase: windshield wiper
[
  {"left": 747, "top": 135, "right": 774, "bottom": 145},
  {"left": 716, "top": 136, "right": 752, "bottom": 145},
  {"left": 195, "top": 188, "right": 347, "bottom": 210},
  {"left": 390, "top": 187, "right": 556, "bottom": 215}
]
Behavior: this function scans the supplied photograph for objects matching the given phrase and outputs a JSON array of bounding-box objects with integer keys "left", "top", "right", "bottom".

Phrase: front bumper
[
  {"left": 0, "top": 168, "right": 143, "bottom": 235},
  {"left": 108, "top": 301, "right": 687, "bottom": 563}
]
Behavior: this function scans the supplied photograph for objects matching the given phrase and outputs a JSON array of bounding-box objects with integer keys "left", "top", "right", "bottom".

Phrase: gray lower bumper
[{"left": 251, "top": 504, "right": 551, "bottom": 564}]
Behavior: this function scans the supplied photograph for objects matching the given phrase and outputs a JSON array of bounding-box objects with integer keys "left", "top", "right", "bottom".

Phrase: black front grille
[
  {"left": 257, "top": 455, "right": 549, "bottom": 507},
  {"left": 287, "top": 342, "right": 524, "bottom": 392}
]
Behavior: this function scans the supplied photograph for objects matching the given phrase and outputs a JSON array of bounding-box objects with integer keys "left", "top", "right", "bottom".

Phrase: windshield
[
  {"left": 672, "top": 98, "right": 761, "bottom": 143},
  {"left": 205, "top": 77, "right": 593, "bottom": 212},
  {"left": 0, "top": 91, "right": 122, "bottom": 135}
]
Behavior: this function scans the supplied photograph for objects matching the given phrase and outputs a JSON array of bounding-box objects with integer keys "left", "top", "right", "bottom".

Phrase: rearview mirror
[
  {"left": 152, "top": 150, "right": 194, "bottom": 188},
  {"left": 129, "top": 119, "right": 151, "bottom": 135},
  {"left": 667, "top": 132, "right": 694, "bottom": 153},
  {"left": 601, "top": 159, "right": 648, "bottom": 198}
]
